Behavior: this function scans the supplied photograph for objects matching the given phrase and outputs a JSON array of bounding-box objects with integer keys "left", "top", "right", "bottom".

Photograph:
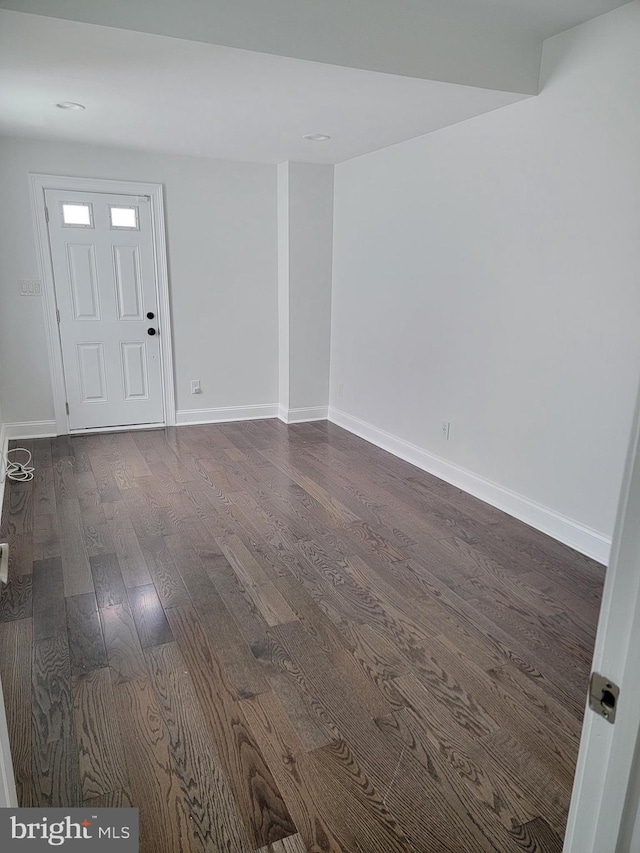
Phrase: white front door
[{"left": 45, "top": 189, "right": 165, "bottom": 431}]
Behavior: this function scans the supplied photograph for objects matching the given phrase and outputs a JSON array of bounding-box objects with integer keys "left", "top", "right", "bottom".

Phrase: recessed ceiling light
[
  {"left": 303, "top": 133, "right": 331, "bottom": 141},
  {"left": 55, "top": 102, "right": 86, "bottom": 111}
]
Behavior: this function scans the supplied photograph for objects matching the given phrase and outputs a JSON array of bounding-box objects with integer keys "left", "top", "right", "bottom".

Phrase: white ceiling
[{"left": 0, "top": 11, "right": 526, "bottom": 164}]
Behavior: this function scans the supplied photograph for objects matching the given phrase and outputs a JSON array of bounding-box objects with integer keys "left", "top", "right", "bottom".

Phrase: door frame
[
  {"left": 563, "top": 379, "right": 640, "bottom": 851},
  {"left": 28, "top": 173, "right": 176, "bottom": 434}
]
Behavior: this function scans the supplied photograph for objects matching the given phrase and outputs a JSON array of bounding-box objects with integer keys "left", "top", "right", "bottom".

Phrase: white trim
[
  {"left": 0, "top": 675, "right": 17, "bottom": 807},
  {"left": 69, "top": 422, "right": 164, "bottom": 436},
  {"left": 176, "top": 404, "right": 278, "bottom": 425},
  {"left": 328, "top": 406, "right": 611, "bottom": 564},
  {"left": 279, "top": 405, "right": 328, "bottom": 424},
  {"left": 0, "top": 426, "right": 21, "bottom": 807},
  {"left": 28, "top": 173, "right": 176, "bottom": 435},
  {"left": 0, "top": 422, "right": 7, "bottom": 516},
  {"left": 2, "top": 421, "right": 57, "bottom": 441}
]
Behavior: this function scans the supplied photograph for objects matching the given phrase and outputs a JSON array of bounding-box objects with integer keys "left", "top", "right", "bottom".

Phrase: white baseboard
[
  {"left": 176, "top": 404, "right": 278, "bottom": 426},
  {"left": 328, "top": 406, "right": 611, "bottom": 565},
  {"left": 3, "top": 420, "right": 57, "bottom": 441},
  {"left": 1, "top": 421, "right": 57, "bottom": 511},
  {"left": 279, "top": 405, "right": 328, "bottom": 424}
]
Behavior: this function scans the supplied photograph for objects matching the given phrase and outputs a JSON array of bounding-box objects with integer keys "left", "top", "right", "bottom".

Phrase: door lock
[
  {"left": 147, "top": 328, "right": 157, "bottom": 336},
  {"left": 589, "top": 672, "right": 619, "bottom": 723}
]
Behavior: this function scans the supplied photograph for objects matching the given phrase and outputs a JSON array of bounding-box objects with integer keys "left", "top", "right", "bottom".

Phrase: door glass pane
[
  {"left": 110, "top": 206, "right": 138, "bottom": 229},
  {"left": 62, "top": 203, "right": 92, "bottom": 227}
]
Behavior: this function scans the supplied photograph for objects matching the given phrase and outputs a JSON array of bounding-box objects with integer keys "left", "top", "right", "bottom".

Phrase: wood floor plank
[
  {"left": 32, "top": 437, "right": 53, "bottom": 469},
  {"left": 218, "top": 533, "right": 297, "bottom": 626},
  {"left": 128, "top": 584, "right": 173, "bottom": 649},
  {"left": 338, "top": 621, "right": 409, "bottom": 711},
  {"left": 85, "top": 788, "right": 134, "bottom": 808},
  {"left": 6, "top": 532, "right": 35, "bottom": 576},
  {"left": 251, "top": 631, "right": 337, "bottom": 751},
  {"left": 381, "top": 664, "right": 571, "bottom": 847},
  {"left": 34, "top": 467, "right": 56, "bottom": 516},
  {"left": 31, "top": 736, "right": 82, "bottom": 808},
  {"left": 100, "top": 602, "right": 148, "bottom": 684},
  {"left": 2, "top": 481, "right": 34, "bottom": 535},
  {"left": 66, "top": 593, "right": 108, "bottom": 676},
  {"left": 133, "top": 533, "right": 191, "bottom": 609},
  {"left": 107, "top": 517, "right": 153, "bottom": 589},
  {"left": 485, "top": 662, "right": 584, "bottom": 735},
  {"left": 0, "top": 618, "right": 33, "bottom": 805},
  {"left": 146, "top": 642, "right": 254, "bottom": 852},
  {"left": 32, "top": 557, "right": 66, "bottom": 641},
  {"left": 32, "top": 515, "right": 60, "bottom": 562},
  {"left": 274, "top": 575, "right": 348, "bottom": 655},
  {"left": 165, "top": 604, "right": 297, "bottom": 848},
  {"left": 81, "top": 507, "right": 116, "bottom": 558},
  {"left": 240, "top": 690, "right": 344, "bottom": 853},
  {"left": 271, "top": 620, "right": 492, "bottom": 852},
  {"left": 165, "top": 531, "right": 271, "bottom": 697},
  {"left": 0, "top": 573, "right": 32, "bottom": 622},
  {"left": 310, "top": 738, "right": 447, "bottom": 853},
  {"left": 256, "top": 834, "right": 308, "bottom": 853},
  {"left": 206, "top": 550, "right": 272, "bottom": 648},
  {"left": 31, "top": 633, "right": 81, "bottom": 807},
  {"left": 508, "top": 817, "right": 564, "bottom": 853},
  {"left": 32, "top": 635, "right": 74, "bottom": 743},
  {"left": 89, "top": 453, "right": 122, "bottom": 504},
  {"left": 420, "top": 636, "right": 579, "bottom": 787},
  {"left": 76, "top": 470, "right": 102, "bottom": 512},
  {"left": 113, "top": 676, "right": 200, "bottom": 853},
  {"left": 58, "top": 499, "right": 94, "bottom": 597},
  {"left": 72, "top": 667, "right": 129, "bottom": 800},
  {"left": 53, "top": 458, "right": 78, "bottom": 503},
  {"left": 90, "top": 553, "right": 127, "bottom": 608}
]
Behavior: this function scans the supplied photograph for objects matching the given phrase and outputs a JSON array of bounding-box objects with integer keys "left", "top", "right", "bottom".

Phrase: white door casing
[
  {"left": 29, "top": 174, "right": 175, "bottom": 435},
  {"left": 46, "top": 188, "right": 163, "bottom": 430}
]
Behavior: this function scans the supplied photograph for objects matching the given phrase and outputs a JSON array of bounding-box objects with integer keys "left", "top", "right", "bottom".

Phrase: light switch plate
[{"left": 20, "top": 280, "right": 42, "bottom": 296}]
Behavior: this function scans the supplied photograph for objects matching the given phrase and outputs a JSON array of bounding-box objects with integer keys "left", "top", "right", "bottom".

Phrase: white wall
[
  {"left": 330, "top": 1, "right": 640, "bottom": 548},
  {"left": 0, "top": 137, "right": 278, "bottom": 423},
  {"left": 278, "top": 162, "right": 333, "bottom": 418}
]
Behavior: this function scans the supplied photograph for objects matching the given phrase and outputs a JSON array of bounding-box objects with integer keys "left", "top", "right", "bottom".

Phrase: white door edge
[
  {"left": 564, "top": 379, "right": 640, "bottom": 852},
  {"left": 28, "top": 173, "right": 176, "bottom": 435},
  {"left": 0, "top": 675, "right": 17, "bottom": 807}
]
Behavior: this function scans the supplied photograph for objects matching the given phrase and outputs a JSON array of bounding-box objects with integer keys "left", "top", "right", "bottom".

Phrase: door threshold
[{"left": 68, "top": 422, "right": 166, "bottom": 436}]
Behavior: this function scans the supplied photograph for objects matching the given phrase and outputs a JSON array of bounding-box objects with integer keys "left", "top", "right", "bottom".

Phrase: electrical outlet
[
  {"left": 442, "top": 421, "right": 451, "bottom": 440},
  {"left": 191, "top": 380, "right": 202, "bottom": 395}
]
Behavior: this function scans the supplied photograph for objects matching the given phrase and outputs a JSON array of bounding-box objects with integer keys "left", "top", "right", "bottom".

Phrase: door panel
[
  {"left": 114, "top": 246, "right": 143, "bottom": 320},
  {"left": 68, "top": 243, "right": 100, "bottom": 320},
  {"left": 45, "top": 189, "right": 164, "bottom": 430},
  {"left": 121, "top": 342, "right": 150, "bottom": 400},
  {"left": 77, "top": 342, "right": 107, "bottom": 402}
]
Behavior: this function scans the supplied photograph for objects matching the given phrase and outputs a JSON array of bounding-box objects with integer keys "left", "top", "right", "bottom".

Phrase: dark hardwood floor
[{"left": 0, "top": 420, "right": 604, "bottom": 852}]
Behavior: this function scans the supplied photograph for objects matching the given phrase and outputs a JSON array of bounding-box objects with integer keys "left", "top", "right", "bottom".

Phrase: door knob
[
  {"left": 147, "top": 328, "right": 157, "bottom": 336},
  {"left": 146, "top": 311, "right": 155, "bottom": 320}
]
